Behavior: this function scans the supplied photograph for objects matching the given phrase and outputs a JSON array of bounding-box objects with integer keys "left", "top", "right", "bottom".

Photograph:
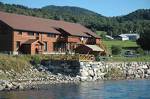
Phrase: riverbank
[
  {"left": 0, "top": 54, "right": 150, "bottom": 91},
  {"left": 0, "top": 67, "right": 80, "bottom": 91},
  {"left": 0, "top": 61, "right": 150, "bottom": 91}
]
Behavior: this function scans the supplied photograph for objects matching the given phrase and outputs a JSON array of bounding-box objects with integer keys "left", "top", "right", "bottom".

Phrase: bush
[
  {"left": 104, "top": 67, "right": 124, "bottom": 80},
  {"left": 111, "top": 45, "right": 122, "bottom": 55},
  {"left": 31, "top": 55, "right": 42, "bottom": 66},
  {"left": 136, "top": 48, "right": 144, "bottom": 55}
]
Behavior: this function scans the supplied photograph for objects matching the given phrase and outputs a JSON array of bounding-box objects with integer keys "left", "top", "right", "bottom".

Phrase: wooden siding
[{"left": 0, "top": 21, "right": 13, "bottom": 52}]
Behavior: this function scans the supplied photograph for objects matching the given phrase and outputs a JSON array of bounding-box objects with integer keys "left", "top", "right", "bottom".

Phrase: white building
[
  {"left": 105, "top": 35, "right": 114, "bottom": 40},
  {"left": 119, "top": 34, "right": 140, "bottom": 41},
  {"left": 118, "top": 35, "right": 129, "bottom": 41}
]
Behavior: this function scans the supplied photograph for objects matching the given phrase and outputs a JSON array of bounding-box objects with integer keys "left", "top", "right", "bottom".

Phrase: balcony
[
  {"left": 86, "top": 38, "right": 96, "bottom": 45},
  {"left": 57, "top": 36, "right": 68, "bottom": 42}
]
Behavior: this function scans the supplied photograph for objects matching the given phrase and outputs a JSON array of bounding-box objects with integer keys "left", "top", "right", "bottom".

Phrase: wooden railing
[
  {"left": 79, "top": 54, "right": 95, "bottom": 61},
  {"left": 43, "top": 54, "right": 94, "bottom": 61}
]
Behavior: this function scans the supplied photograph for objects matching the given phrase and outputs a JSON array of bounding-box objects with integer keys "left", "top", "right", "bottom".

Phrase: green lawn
[
  {"left": 110, "top": 55, "right": 150, "bottom": 62},
  {"left": 103, "top": 40, "right": 138, "bottom": 53}
]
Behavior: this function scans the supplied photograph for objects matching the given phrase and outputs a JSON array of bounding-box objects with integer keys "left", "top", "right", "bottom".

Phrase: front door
[{"left": 35, "top": 43, "right": 43, "bottom": 54}]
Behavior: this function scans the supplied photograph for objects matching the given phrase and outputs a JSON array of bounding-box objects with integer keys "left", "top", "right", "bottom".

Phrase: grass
[
  {"left": 0, "top": 54, "right": 31, "bottom": 73},
  {"left": 109, "top": 55, "right": 150, "bottom": 62},
  {"left": 0, "top": 54, "right": 50, "bottom": 72},
  {"left": 102, "top": 40, "right": 150, "bottom": 62},
  {"left": 103, "top": 40, "right": 138, "bottom": 53}
]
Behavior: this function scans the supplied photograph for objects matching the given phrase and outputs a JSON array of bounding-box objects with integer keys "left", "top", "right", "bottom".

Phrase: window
[
  {"left": 43, "top": 42, "right": 47, "bottom": 51},
  {"left": 28, "top": 32, "right": 34, "bottom": 36},
  {"left": 18, "top": 31, "right": 22, "bottom": 35},
  {"left": 16, "top": 41, "right": 21, "bottom": 49},
  {"left": 36, "top": 33, "right": 39, "bottom": 36},
  {"left": 53, "top": 42, "right": 67, "bottom": 52},
  {"left": 47, "top": 34, "right": 56, "bottom": 38}
]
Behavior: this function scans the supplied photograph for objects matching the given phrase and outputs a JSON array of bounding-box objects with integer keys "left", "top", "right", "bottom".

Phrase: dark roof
[
  {"left": 0, "top": 11, "right": 100, "bottom": 38},
  {"left": 0, "top": 11, "right": 60, "bottom": 34}
]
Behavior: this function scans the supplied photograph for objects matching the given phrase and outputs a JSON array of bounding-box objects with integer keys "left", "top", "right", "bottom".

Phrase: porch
[
  {"left": 53, "top": 42, "right": 77, "bottom": 53},
  {"left": 21, "top": 39, "right": 44, "bottom": 55}
]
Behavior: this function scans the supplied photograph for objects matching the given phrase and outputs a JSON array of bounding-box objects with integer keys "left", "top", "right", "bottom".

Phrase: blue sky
[{"left": 1, "top": 0, "right": 150, "bottom": 16}]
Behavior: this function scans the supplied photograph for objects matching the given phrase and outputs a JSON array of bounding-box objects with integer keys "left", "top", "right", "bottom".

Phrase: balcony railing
[{"left": 41, "top": 54, "right": 95, "bottom": 61}]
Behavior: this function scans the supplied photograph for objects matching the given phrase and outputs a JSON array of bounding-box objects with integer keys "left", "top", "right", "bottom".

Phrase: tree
[
  {"left": 137, "top": 29, "right": 150, "bottom": 50},
  {"left": 111, "top": 45, "right": 122, "bottom": 55},
  {"left": 96, "top": 31, "right": 107, "bottom": 39}
]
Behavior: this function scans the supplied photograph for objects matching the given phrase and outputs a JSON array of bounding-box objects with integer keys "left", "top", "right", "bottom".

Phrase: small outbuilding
[{"left": 75, "top": 44, "right": 104, "bottom": 56}]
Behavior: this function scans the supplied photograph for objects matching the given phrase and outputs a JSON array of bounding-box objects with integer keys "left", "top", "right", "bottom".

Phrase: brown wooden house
[{"left": 0, "top": 11, "right": 103, "bottom": 55}]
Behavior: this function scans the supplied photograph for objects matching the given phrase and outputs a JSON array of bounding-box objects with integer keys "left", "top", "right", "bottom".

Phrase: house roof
[
  {"left": 119, "top": 35, "right": 129, "bottom": 38},
  {"left": 0, "top": 11, "right": 100, "bottom": 38},
  {"left": 50, "top": 21, "right": 100, "bottom": 38},
  {"left": 119, "top": 34, "right": 140, "bottom": 39},
  {"left": 120, "top": 33, "right": 139, "bottom": 36},
  {"left": 0, "top": 11, "right": 60, "bottom": 34},
  {"left": 85, "top": 45, "right": 104, "bottom": 51}
]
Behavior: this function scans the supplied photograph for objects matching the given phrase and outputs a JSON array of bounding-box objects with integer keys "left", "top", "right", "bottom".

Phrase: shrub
[
  {"left": 104, "top": 67, "right": 124, "bottom": 80},
  {"left": 136, "top": 47, "right": 144, "bottom": 55},
  {"left": 111, "top": 45, "right": 122, "bottom": 55},
  {"left": 31, "top": 55, "right": 42, "bottom": 66}
]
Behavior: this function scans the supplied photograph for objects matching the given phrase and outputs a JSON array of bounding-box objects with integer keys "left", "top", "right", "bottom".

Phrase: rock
[
  {"left": 128, "top": 69, "right": 134, "bottom": 75},
  {"left": 80, "top": 70, "right": 89, "bottom": 77},
  {"left": 0, "top": 85, "right": 5, "bottom": 91},
  {"left": 88, "top": 69, "right": 94, "bottom": 77},
  {"left": 17, "top": 84, "right": 24, "bottom": 90},
  {"left": 135, "top": 74, "right": 141, "bottom": 78},
  {"left": 80, "top": 76, "right": 88, "bottom": 81},
  {"left": 5, "top": 82, "right": 13, "bottom": 89},
  {"left": 142, "top": 65, "right": 148, "bottom": 69},
  {"left": 147, "top": 69, "right": 150, "bottom": 75},
  {"left": 144, "top": 74, "right": 149, "bottom": 79},
  {"left": 137, "top": 69, "right": 143, "bottom": 74}
]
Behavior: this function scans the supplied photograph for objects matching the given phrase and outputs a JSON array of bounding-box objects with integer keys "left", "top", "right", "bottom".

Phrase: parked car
[{"left": 124, "top": 50, "right": 139, "bottom": 57}]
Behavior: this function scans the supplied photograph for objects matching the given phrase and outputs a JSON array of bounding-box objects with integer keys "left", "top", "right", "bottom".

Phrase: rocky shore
[
  {"left": 0, "top": 66, "right": 80, "bottom": 91},
  {"left": 0, "top": 61, "right": 150, "bottom": 91}
]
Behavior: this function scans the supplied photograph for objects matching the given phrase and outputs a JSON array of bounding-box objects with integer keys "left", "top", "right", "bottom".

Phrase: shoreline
[
  {"left": 1, "top": 78, "right": 150, "bottom": 91},
  {"left": 1, "top": 61, "right": 150, "bottom": 91}
]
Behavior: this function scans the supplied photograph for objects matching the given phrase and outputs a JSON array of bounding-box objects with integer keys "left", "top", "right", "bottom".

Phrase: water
[{"left": 0, "top": 80, "right": 150, "bottom": 99}]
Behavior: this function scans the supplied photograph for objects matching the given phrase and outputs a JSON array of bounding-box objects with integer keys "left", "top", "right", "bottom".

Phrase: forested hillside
[{"left": 0, "top": 2, "right": 149, "bottom": 36}]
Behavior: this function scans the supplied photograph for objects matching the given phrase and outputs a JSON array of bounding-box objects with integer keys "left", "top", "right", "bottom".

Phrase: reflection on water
[{"left": 0, "top": 80, "right": 150, "bottom": 99}]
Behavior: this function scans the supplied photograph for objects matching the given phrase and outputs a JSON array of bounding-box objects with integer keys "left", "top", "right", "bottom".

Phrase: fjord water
[{"left": 0, "top": 80, "right": 150, "bottom": 99}]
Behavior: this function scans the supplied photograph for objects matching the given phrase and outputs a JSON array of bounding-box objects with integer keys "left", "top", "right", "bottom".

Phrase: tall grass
[
  {"left": 0, "top": 54, "right": 31, "bottom": 72},
  {"left": 0, "top": 54, "right": 51, "bottom": 72}
]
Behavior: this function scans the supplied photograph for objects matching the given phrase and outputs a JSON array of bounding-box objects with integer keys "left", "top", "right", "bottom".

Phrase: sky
[{"left": 0, "top": 0, "right": 150, "bottom": 17}]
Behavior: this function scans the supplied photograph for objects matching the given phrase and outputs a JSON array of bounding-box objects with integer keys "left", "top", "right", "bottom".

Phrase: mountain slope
[
  {"left": 41, "top": 5, "right": 107, "bottom": 25},
  {"left": 122, "top": 9, "right": 150, "bottom": 21}
]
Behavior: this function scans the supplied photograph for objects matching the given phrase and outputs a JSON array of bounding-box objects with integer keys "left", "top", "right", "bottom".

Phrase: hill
[
  {"left": 0, "top": 2, "right": 150, "bottom": 36},
  {"left": 119, "top": 9, "right": 150, "bottom": 21}
]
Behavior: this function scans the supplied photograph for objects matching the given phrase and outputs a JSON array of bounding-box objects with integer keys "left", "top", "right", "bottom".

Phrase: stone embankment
[
  {"left": 0, "top": 65, "right": 80, "bottom": 91},
  {"left": 79, "top": 62, "right": 150, "bottom": 81},
  {"left": 0, "top": 60, "right": 150, "bottom": 91}
]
